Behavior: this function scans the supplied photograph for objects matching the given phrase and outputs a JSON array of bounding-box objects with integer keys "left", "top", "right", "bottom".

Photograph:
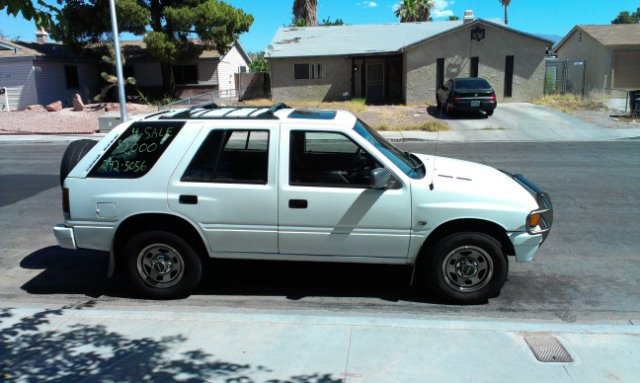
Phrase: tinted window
[
  {"left": 90, "top": 121, "right": 184, "bottom": 178},
  {"left": 65, "top": 66, "right": 79, "bottom": 88},
  {"left": 182, "top": 130, "right": 269, "bottom": 184},
  {"left": 454, "top": 78, "right": 491, "bottom": 90},
  {"left": 290, "top": 131, "right": 382, "bottom": 188},
  {"left": 294, "top": 64, "right": 310, "bottom": 80}
]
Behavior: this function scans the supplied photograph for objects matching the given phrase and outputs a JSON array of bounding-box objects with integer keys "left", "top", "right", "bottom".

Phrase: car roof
[{"left": 143, "top": 103, "right": 357, "bottom": 127}]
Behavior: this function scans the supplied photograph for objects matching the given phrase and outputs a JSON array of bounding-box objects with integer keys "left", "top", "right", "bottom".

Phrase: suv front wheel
[
  {"left": 124, "top": 231, "right": 203, "bottom": 299},
  {"left": 426, "top": 232, "right": 508, "bottom": 304}
]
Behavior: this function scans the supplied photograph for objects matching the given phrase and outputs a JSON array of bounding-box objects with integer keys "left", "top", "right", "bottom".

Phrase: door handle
[
  {"left": 179, "top": 195, "right": 198, "bottom": 205},
  {"left": 289, "top": 199, "right": 308, "bottom": 209}
]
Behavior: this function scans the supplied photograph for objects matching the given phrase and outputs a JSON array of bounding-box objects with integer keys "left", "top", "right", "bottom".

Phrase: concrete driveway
[{"left": 390, "top": 103, "right": 640, "bottom": 142}]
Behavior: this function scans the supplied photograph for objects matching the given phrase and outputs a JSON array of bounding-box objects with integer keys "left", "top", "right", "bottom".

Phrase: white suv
[{"left": 53, "top": 103, "right": 552, "bottom": 304}]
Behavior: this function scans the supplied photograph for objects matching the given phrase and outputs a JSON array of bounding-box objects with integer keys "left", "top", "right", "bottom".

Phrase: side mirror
[{"left": 370, "top": 168, "right": 392, "bottom": 190}]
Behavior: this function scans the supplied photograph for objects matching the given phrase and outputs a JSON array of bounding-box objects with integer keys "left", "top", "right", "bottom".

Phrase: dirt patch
[{"left": 0, "top": 103, "right": 156, "bottom": 135}]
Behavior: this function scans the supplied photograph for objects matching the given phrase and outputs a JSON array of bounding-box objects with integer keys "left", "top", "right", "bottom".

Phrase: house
[
  {"left": 0, "top": 30, "right": 100, "bottom": 110},
  {"left": 120, "top": 40, "right": 252, "bottom": 99},
  {"left": 266, "top": 12, "right": 552, "bottom": 104},
  {"left": 553, "top": 24, "right": 640, "bottom": 90},
  {"left": 0, "top": 28, "right": 251, "bottom": 111}
]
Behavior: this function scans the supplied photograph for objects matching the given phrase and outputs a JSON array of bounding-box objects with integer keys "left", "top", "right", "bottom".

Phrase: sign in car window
[{"left": 90, "top": 121, "right": 185, "bottom": 178}]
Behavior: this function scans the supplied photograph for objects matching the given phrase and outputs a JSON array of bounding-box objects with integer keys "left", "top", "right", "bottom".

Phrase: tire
[
  {"left": 486, "top": 110, "right": 494, "bottom": 116},
  {"left": 124, "top": 231, "right": 203, "bottom": 299},
  {"left": 59, "top": 139, "right": 97, "bottom": 186},
  {"left": 425, "top": 232, "right": 508, "bottom": 304}
]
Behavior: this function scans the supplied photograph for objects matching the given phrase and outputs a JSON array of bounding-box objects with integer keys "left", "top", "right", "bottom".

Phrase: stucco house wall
[
  {"left": 555, "top": 30, "right": 611, "bottom": 89},
  {"left": 405, "top": 22, "right": 548, "bottom": 104},
  {"left": 270, "top": 56, "right": 352, "bottom": 102}
]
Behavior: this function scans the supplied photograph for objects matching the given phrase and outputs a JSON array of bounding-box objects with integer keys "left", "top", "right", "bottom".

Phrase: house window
[
  {"left": 65, "top": 66, "right": 79, "bottom": 89},
  {"left": 504, "top": 55, "right": 514, "bottom": 98},
  {"left": 470, "top": 57, "right": 479, "bottom": 77},
  {"left": 172, "top": 65, "right": 198, "bottom": 85},
  {"left": 294, "top": 63, "right": 325, "bottom": 80},
  {"left": 436, "top": 58, "right": 445, "bottom": 89},
  {"left": 239, "top": 65, "right": 247, "bottom": 73}
]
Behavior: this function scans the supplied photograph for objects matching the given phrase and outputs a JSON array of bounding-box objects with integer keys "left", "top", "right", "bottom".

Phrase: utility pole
[{"left": 108, "top": 0, "right": 128, "bottom": 122}]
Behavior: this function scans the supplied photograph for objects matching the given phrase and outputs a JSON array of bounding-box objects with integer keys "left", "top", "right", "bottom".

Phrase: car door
[
  {"left": 278, "top": 126, "right": 412, "bottom": 260},
  {"left": 168, "top": 123, "right": 278, "bottom": 255}
]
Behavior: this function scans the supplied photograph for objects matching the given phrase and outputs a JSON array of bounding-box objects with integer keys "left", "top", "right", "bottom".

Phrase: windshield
[
  {"left": 454, "top": 78, "right": 492, "bottom": 90},
  {"left": 353, "top": 119, "right": 425, "bottom": 179}
]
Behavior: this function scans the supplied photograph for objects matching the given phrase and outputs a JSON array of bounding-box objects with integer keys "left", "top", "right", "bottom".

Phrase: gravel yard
[{"left": 0, "top": 103, "right": 155, "bottom": 135}]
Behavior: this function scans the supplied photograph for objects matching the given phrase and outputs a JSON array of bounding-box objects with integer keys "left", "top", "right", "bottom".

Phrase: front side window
[
  {"left": 182, "top": 129, "right": 269, "bottom": 184},
  {"left": 353, "top": 119, "right": 424, "bottom": 179},
  {"left": 289, "top": 131, "right": 382, "bottom": 188},
  {"left": 90, "top": 121, "right": 185, "bottom": 178}
]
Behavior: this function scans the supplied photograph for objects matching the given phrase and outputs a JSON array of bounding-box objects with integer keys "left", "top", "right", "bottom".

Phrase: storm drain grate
[{"left": 524, "top": 335, "right": 573, "bottom": 363}]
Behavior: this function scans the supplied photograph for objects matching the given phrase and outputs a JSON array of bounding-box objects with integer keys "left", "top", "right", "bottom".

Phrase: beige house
[
  {"left": 121, "top": 40, "right": 251, "bottom": 98},
  {"left": 554, "top": 24, "right": 640, "bottom": 90},
  {"left": 267, "top": 16, "right": 551, "bottom": 104}
]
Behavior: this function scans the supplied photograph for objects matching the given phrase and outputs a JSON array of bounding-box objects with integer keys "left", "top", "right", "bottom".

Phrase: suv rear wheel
[
  {"left": 426, "top": 232, "right": 508, "bottom": 304},
  {"left": 124, "top": 231, "right": 203, "bottom": 299}
]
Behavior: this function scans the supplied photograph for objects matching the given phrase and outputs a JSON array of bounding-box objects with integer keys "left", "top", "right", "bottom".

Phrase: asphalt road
[{"left": 1, "top": 140, "right": 639, "bottom": 323}]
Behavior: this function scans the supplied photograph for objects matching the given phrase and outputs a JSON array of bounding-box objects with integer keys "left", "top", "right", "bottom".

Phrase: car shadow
[
  {"left": 20, "top": 246, "right": 448, "bottom": 304},
  {"left": 427, "top": 105, "right": 489, "bottom": 120}
]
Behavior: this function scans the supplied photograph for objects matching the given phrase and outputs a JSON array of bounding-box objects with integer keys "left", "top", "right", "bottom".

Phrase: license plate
[{"left": 471, "top": 101, "right": 480, "bottom": 107}]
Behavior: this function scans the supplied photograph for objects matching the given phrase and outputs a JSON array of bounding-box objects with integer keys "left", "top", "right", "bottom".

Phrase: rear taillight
[
  {"left": 490, "top": 92, "right": 497, "bottom": 101},
  {"left": 452, "top": 95, "right": 461, "bottom": 101},
  {"left": 62, "top": 187, "right": 70, "bottom": 219}
]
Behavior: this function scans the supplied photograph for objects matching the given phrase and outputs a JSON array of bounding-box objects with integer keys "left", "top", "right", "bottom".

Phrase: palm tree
[
  {"left": 499, "top": 0, "right": 512, "bottom": 25},
  {"left": 395, "top": 0, "right": 434, "bottom": 23},
  {"left": 292, "top": 0, "right": 318, "bottom": 27}
]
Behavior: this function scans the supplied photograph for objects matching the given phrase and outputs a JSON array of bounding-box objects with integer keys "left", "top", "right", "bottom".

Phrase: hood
[{"left": 411, "top": 153, "right": 539, "bottom": 213}]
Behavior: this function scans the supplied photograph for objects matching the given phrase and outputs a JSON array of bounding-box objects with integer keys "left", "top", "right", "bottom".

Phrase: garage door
[{"left": 613, "top": 51, "right": 640, "bottom": 89}]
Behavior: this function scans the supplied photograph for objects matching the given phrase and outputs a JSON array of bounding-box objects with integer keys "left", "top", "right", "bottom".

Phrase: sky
[{"left": 1, "top": 0, "right": 638, "bottom": 52}]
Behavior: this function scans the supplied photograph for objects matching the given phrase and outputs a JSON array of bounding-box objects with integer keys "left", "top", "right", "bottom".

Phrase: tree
[
  {"left": 612, "top": 7, "right": 640, "bottom": 24},
  {"left": 448, "top": 15, "right": 459, "bottom": 21},
  {"left": 320, "top": 16, "right": 344, "bottom": 26},
  {"left": 394, "top": 0, "right": 433, "bottom": 23},
  {"left": 499, "top": 0, "right": 512, "bottom": 25},
  {"left": 94, "top": 45, "right": 137, "bottom": 102},
  {"left": 50, "top": 0, "right": 253, "bottom": 95},
  {"left": 248, "top": 51, "right": 269, "bottom": 72},
  {"left": 292, "top": 0, "right": 318, "bottom": 26},
  {"left": 0, "top": 0, "right": 60, "bottom": 29}
]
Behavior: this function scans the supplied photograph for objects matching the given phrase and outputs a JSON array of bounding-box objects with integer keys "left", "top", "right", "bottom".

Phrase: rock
[
  {"left": 72, "top": 93, "right": 84, "bottom": 111},
  {"left": 46, "top": 100, "right": 63, "bottom": 112},
  {"left": 104, "top": 103, "right": 119, "bottom": 112},
  {"left": 24, "top": 104, "right": 47, "bottom": 112}
]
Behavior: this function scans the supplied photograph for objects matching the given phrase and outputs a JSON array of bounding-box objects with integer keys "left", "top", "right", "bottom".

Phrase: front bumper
[{"left": 53, "top": 224, "right": 77, "bottom": 250}]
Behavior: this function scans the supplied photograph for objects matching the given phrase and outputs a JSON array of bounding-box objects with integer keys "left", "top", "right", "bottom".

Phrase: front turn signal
[{"left": 527, "top": 213, "right": 541, "bottom": 228}]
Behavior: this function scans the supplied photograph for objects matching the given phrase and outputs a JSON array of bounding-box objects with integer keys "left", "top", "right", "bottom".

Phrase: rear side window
[
  {"left": 454, "top": 78, "right": 491, "bottom": 90},
  {"left": 90, "top": 121, "right": 184, "bottom": 178},
  {"left": 182, "top": 129, "right": 269, "bottom": 184}
]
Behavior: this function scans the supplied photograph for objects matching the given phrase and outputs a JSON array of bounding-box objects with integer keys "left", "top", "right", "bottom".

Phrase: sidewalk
[{"left": 1, "top": 304, "right": 638, "bottom": 382}]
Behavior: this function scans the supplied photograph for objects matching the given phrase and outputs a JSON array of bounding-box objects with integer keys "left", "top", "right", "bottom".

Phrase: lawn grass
[
  {"left": 533, "top": 94, "right": 607, "bottom": 113},
  {"left": 236, "top": 98, "right": 450, "bottom": 131}
]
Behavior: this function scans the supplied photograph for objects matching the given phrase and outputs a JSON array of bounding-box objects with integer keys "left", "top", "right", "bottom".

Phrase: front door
[
  {"left": 278, "top": 127, "right": 411, "bottom": 260},
  {"left": 366, "top": 63, "right": 385, "bottom": 104}
]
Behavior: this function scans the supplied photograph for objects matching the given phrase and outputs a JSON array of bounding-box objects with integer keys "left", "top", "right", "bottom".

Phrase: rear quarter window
[{"left": 89, "top": 121, "right": 185, "bottom": 178}]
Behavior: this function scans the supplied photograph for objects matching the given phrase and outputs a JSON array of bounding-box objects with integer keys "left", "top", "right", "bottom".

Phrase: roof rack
[{"left": 157, "top": 102, "right": 289, "bottom": 120}]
